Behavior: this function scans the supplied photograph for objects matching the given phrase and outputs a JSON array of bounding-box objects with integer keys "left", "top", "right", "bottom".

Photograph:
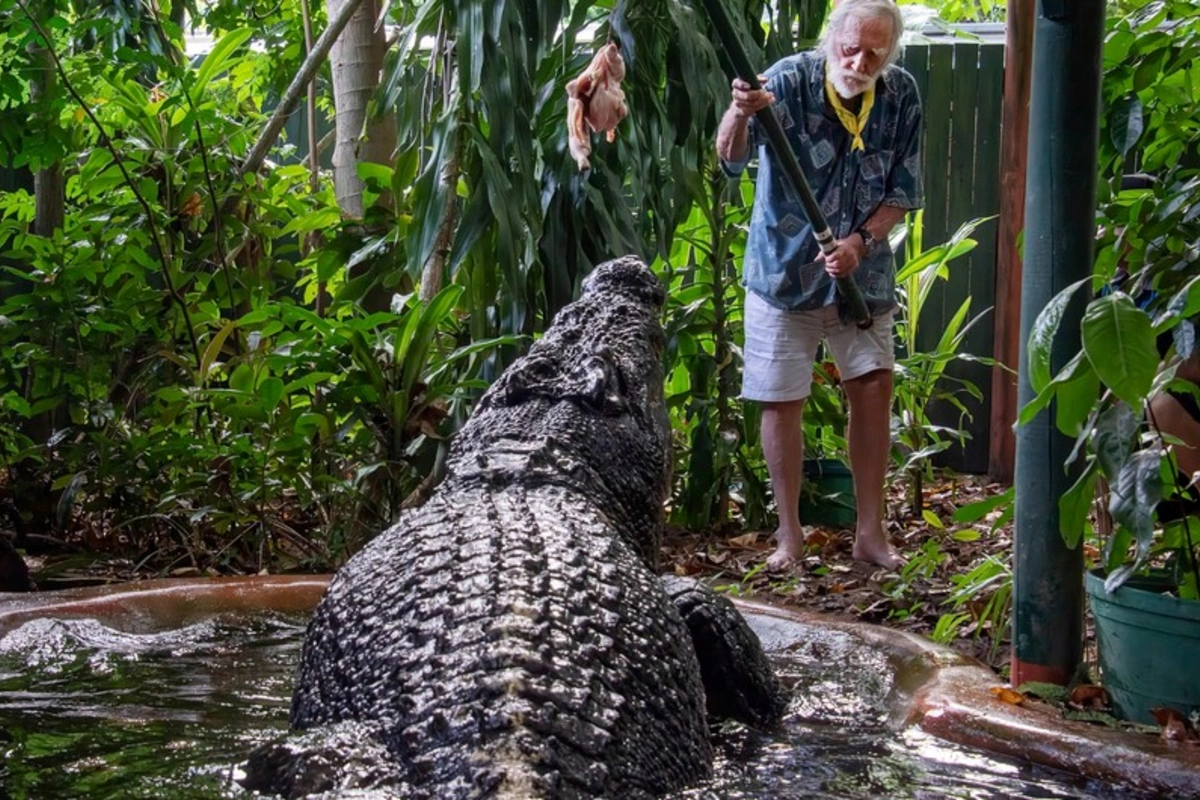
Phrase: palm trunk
[{"left": 328, "top": 0, "right": 396, "bottom": 218}]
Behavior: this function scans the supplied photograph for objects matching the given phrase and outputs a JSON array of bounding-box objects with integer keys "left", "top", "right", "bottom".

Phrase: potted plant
[{"left": 1020, "top": 193, "right": 1200, "bottom": 724}]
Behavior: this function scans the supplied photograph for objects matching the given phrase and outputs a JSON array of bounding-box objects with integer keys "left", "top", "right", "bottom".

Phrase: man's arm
[
  {"left": 716, "top": 77, "right": 774, "bottom": 166},
  {"left": 716, "top": 106, "right": 752, "bottom": 164},
  {"left": 857, "top": 205, "right": 908, "bottom": 254},
  {"left": 821, "top": 205, "right": 908, "bottom": 279}
]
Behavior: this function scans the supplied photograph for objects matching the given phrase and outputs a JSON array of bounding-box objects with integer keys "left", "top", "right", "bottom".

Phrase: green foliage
[
  {"left": 1016, "top": 1, "right": 1200, "bottom": 597},
  {"left": 0, "top": 0, "right": 511, "bottom": 570},
  {"left": 657, "top": 160, "right": 764, "bottom": 531},
  {"left": 897, "top": 1, "right": 1005, "bottom": 25},
  {"left": 892, "top": 212, "right": 997, "bottom": 514}
]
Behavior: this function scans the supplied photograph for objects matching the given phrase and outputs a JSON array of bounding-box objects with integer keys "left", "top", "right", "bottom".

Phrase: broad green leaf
[
  {"left": 1059, "top": 461, "right": 1098, "bottom": 549},
  {"left": 1092, "top": 401, "right": 1138, "bottom": 481},
  {"left": 1108, "top": 448, "right": 1164, "bottom": 557},
  {"left": 1017, "top": 351, "right": 1090, "bottom": 427},
  {"left": 259, "top": 376, "right": 285, "bottom": 413},
  {"left": 1108, "top": 95, "right": 1144, "bottom": 156},
  {"left": 1081, "top": 293, "right": 1158, "bottom": 406},
  {"left": 952, "top": 486, "right": 1013, "bottom": 523},
  {"left": 1027, "top": 278, "right": 1089, "bottom": 393},
  {"left": 228, "top": 363, "right": 256, "bottom": 394},
  {"left": 1054, "top": 361, "right": 1101, "bottom": 437},
  {"left": 195, "top": 28, "right": 252, "bottom": 97}
]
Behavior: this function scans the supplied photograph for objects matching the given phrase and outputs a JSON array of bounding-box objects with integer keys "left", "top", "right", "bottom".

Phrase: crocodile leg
[{"left": 662, "top": 576, "right": 789, "bottom": 730}]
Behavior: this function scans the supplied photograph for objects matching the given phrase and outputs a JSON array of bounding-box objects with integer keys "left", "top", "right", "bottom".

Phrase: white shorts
[{"left": 741, "top": 291, "right": 895, "bottom": 402}]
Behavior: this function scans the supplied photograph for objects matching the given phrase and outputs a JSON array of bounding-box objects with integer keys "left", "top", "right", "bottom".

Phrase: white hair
[{"left": 819, "top": 0, "right": 904, "bottom": 68}]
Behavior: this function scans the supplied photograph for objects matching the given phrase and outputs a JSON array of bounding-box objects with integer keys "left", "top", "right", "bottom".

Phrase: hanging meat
[{"left": 566, "top": 42, "right": 629, "bottom": 171}]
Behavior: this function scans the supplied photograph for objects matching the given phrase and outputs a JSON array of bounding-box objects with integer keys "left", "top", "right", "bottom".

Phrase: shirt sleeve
[
  {"left": 719, "top": 64, "right": 786, "bottom": 178},
  {"left": 884, "top": 74, "right": 924, "bottom": 210}
]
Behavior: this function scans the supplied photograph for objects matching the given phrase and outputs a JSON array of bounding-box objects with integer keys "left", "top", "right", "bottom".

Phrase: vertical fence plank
[
  {"left": 920, "top": 44, "right": 954, "bottom": 258},
  {"left": 897, "top": 38, "right": 1006, "bottom": 474},
  {"left": 945, "top": 41, "right": 992, "bottom": 474},
  {"left": 961, "top": 42, "right": 1007, "bottom": 473}
]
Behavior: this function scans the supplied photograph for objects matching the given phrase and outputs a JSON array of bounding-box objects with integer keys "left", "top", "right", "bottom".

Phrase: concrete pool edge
[
  {"left": 3, "top": 577, "right": 1198, "bottom": 798},
  {"left": 736, "top": 597, "right": 1200, "bottom": 800}
]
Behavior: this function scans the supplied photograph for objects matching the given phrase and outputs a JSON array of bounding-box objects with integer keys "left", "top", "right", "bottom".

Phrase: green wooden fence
[{"left": 899, "top": 28, "right": 1006, "bottom": 474}]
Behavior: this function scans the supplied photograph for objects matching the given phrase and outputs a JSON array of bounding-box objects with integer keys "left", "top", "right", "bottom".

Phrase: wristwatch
[{"left": 857, "top": 228, "right": 879, "bottom": 256}]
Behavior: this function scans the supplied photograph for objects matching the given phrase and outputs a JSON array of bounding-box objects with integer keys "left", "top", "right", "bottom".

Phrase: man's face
[{"left": 827, "top": 14, "right": 895, "bottom": 99}]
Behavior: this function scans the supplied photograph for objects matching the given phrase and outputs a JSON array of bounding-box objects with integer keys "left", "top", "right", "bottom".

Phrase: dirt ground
[{"left": 662, "top": 472, "right": 1017, "bottom": 674}]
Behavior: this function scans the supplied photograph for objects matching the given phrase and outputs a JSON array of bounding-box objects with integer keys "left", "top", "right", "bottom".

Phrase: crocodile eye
[
  {"left": 500, "top": 355, "right": 559, "bottom": 404},
  {"left": 570, "top": 353, "right": 628, "bottom": 413}
]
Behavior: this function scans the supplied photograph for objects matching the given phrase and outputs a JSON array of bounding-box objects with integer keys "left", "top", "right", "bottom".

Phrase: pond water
[{"left": 0, "top": 607, "right": 1151, "bottom": 800}]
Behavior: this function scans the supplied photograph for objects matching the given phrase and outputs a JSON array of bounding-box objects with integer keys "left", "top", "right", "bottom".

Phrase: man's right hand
[{"left": 729, "top": 77, "right": 775, "bottom": 119}]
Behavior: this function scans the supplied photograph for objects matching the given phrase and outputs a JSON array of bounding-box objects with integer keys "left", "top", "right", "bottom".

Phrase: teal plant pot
[
  {"left": 1085, "top": 569, "right": 1200, "bottom": 724},
  {"left": 799, "top": 459, "right": 856, "bottom": 529}
]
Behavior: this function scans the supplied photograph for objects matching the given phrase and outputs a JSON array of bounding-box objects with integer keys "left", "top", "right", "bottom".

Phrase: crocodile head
[{"left": 448, "top": 255, "right": 670, "bottom": 566}]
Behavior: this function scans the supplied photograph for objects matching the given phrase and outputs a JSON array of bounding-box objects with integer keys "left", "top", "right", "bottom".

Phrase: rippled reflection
[{"left": 0, "top": 612, "right": 1150, "bottom": 799}]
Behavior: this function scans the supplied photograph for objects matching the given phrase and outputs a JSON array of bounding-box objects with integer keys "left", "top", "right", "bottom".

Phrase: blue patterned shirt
[{"left": 723, "top": 51, "right": 924, "bottom": 315}]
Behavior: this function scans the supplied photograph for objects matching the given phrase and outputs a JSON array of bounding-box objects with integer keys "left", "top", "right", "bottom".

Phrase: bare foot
[
  {"left": 766, "top": 528, "right": 804, "bottom": 572},
  {"left": 852, "top": 529, "right": 904, "bottom": 570}
]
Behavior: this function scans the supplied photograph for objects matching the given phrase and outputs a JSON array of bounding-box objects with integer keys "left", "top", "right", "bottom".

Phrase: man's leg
[
  {"left": 741, "top": 292, "right": 821, "bottom": 572},
  {"left": 843, "top": 367, "right": 901, "bottom": 569},
  {"left": 762, "top": 399, "right": 806, "bottom": 570}
]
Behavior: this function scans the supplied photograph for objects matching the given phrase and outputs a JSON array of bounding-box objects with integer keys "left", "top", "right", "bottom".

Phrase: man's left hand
[{"left": 818, "top": 236, "right": 865, "bottom": 278}]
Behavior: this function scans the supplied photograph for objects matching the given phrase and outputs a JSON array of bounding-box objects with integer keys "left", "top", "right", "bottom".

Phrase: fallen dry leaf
[
  {"left": 727, "top": 532, "right": 761, "bottom": 548},
  {"left": 1151, "top": 707, "right": 1193, "bottom": 741},
  {"left": 805, "top": 529, "right": 838, "bottom": 548},
  {"left": 705, "top": 549, "right": 729, "bottom": 564},
  {"left": 990, "top": 686, "right": 1025, "bottom": 706},
  {"left": 1068, "top": 685, "right": 1110, "bottom": 710}
]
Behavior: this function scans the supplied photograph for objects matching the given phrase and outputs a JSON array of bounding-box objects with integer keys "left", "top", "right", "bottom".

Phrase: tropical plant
[
  {"left": 1020, "top": 0, "right": 1200, "bottom": 598},
  {"left": 892, "top": 212, "right": 997, "bottom": 516},
  {"left": 658, "top": 158, "right": 762, "bottom": 532}
]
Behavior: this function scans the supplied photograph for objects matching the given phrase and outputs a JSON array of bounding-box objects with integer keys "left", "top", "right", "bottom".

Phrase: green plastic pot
[
  {"left": 1085, "top": 569, "right": 1200, "bottom": 724},
  {"left": 799, "top": 459, "right": 856, "bottom": 529}
]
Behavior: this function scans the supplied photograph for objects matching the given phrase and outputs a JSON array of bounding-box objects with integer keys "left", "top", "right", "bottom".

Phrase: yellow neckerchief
[{"left": 824, "top": 62, "right": 875, "bottom": 152}]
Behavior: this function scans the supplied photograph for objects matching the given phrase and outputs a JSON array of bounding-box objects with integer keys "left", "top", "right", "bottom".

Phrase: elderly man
[{"left": 717, "top": 0, "right": 922, "bottom": 571}]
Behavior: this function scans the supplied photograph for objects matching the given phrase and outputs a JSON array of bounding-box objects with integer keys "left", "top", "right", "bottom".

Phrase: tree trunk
[
  {"left": 29, "top": 7, "right": 63, "bottom": 236},
  {"left": 16, "top": 3, "right": 66, "bottom": 540},
  {"left": 328, "top": 0, "right": 396, "bottom": 219}
]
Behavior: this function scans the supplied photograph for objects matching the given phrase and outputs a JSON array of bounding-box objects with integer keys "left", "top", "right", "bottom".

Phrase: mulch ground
[{"left": 662, "top": 472, "right": 1017, "bottom": 674}]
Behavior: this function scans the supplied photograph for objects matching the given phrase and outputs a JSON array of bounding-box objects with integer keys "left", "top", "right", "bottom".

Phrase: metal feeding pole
[{"left": 696, "top": 0, "right": 873, "bottom": 329}]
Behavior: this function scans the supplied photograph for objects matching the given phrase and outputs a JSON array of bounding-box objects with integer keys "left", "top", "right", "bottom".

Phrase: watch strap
[{"left": 857, "top": 228, "right": 878, "bottom": 256}]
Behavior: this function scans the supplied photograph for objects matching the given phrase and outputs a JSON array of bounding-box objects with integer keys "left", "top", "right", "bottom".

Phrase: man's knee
[{"left": 845, "top": 367, "right": 893, "bottom": 399}]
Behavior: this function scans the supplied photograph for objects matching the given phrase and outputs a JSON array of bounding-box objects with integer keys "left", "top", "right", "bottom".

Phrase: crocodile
[{"left": 242, "top": 256, "right": 786, "bottom": 798}]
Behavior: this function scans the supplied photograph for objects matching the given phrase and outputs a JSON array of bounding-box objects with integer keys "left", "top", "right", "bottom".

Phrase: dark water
[{"left": 0, "top": 612, "right": 1149, "bottom": 800}]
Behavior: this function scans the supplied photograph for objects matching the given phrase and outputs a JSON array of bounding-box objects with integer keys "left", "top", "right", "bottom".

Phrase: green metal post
[{"left": 1012, "top": 0, "right": 1106, "bottom": 686}]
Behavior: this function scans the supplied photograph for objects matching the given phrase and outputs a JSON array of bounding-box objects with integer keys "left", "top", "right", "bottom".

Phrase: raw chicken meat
[{"left": 566, "top": 42, "right": 628, "bottom": 171}]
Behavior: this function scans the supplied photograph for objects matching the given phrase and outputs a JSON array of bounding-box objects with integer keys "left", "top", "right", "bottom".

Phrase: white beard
[{"left": 829, "top": 66, "right": 878, "bottom": 99}]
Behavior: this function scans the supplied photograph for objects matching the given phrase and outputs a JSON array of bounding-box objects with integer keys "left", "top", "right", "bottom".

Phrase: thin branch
[
  {"left": 238, "top": 0, "right": 367, "bottom": 181},
  {"left": 15, "top": 0, "right": 203, "bottom": 373}
]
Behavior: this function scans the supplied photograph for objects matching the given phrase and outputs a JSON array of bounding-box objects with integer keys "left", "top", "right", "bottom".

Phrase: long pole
[
  {"left": 697, "top": 0, "right": 873, "bottom": 328},
  {"left": 1012, "top": 0, "right": 1106, "bottom": 687}
]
